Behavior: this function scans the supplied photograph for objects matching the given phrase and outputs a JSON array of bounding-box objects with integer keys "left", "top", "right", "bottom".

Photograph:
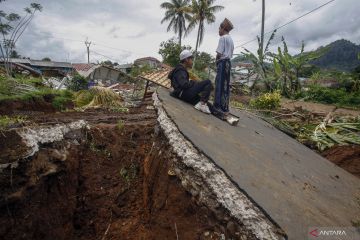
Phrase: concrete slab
[{"left": 157, "top": 88, "right": 360, "bottom": 239}]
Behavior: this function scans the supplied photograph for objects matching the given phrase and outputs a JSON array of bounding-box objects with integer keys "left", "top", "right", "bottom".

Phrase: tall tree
[
  {"left": 0, "top": 2, "right": 42, "bottom": 76},
  {"left": 160, "top": 0, "right": 192, "bottom": 46},
  {"left": 186, "top": 0, "right": 224, "bottom": 66}
]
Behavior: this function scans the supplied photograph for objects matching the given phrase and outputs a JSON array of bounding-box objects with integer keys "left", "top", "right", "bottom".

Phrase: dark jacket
[{"left": 168, "top": 64, "right": 195, "bottom": 97}]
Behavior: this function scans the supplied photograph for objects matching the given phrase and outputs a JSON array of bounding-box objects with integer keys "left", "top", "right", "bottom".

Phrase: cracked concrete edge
[
  {"left": 153, "top": 91, "right": 284, "bottom": 240},
  {"left": 16, "top": 120, "right": 89, "bottom": 159}
]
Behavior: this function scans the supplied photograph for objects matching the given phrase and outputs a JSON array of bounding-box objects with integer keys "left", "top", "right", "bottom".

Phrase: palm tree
[
  {"left": 160, "top": 0, "right": 192, "bottom": 46},
  {"left": 186, "top": 0, "right": 224, "bottom": 66}
]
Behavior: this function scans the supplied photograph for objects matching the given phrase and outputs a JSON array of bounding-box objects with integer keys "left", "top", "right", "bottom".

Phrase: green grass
[
  {"left": 297, "top": 85, "right": 360, "bottom": 109},
  {"left": 74, "top": 90, "right": 95, "bottom": 107},
  {"left": 116, "top": 120, "right": 125, "bottom": 130},
  {"left": 0, "top": 115, "right": 27, "bottom": 131}
]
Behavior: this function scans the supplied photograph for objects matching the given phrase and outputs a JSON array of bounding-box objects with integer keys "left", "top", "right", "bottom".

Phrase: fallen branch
[
  {"left": 175, "top": 222, "right": 179, "bottom": 240},
  {"left": 101, "top": 211, "right": 113, "bottom": 240}
]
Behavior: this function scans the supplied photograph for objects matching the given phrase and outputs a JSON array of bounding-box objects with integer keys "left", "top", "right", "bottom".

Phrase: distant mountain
[{"left": 309, "top": 39, "right": 360, "bottom": 72}]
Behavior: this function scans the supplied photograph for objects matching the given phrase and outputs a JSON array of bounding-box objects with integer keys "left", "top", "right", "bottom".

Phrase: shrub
[
  {"left": 250, "top": 91, "right": 281, "bottom": 110},
  {"left": 74, "top": 90, "right": 95, "bottom": 107},
  {"left": 298, "top": 84, "right": 360, "bottom": 108},
  {"left": 52, "top": 90, "right": 74, "bottom": 110},
  {"left": 66, "top": 74, "right": 88, "bottom": 91},
  {"left": 0, "top": 115, "right": 26, "bottom": 130}
]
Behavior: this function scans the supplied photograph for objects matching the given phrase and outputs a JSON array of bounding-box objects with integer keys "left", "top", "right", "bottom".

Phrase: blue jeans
[{"left": 214, "top": 59, "right": 231, "bottom": 113}]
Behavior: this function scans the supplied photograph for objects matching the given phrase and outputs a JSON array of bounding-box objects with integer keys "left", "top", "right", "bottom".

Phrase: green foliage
[
  {"left": 130, "top": 64, "right": 152, "bottom": 77},
  {"left": 243, "top": 30, "right": 277, "bottom": 92},
  {"left": 271, "top": 37, "right": 322, "bottom": 97},
  {"left": 158, "top": 38, "right": 191, "bottom": 67},
  {"left": 116, "top": 120, "right": 125, "bottom": 130},
  {"left": 311, "top": 120, "right": 360, "bottom": 151},
  {"left": 0, "top": 115, "right": 26, "bottom": 130},
  {"left": 52, "top": 96, "right": 70, "bottom": 111},
  {"left": 186, "top": 0, "right": 224, "bottom": 51},
  {"left": 74, "top": 90, "right": 94, "bottom": 107},
  {"left": 158, "top": 38, "right": 214, "bottom": 72},
  {"left": 298, "top": 64, "right": 321, "bottom": 78},
  {"left": 110, "top": 106, "right": 129, "bottom": 113},
  {"left": 160, "top": 0, "right": 192, "bottom": 46},
  {"left": 190, "top": 69, "right": 208, "bottom": 80},
  {"left": 41, "top": 57, "right": 51, "bottom": 61},
  {"left": 231, "top": 54, "right": 252, "bottom": 65},
  {"left": 0, "top": 2, "right": 43, "bottom": 76},
  {"left": 297, "top": 85, "right": 360, "bottom": 108},
  {"left": 46, "top": 89, "right": 73, "bottom": 111},
  {"left": 0, "top": 75, "right": 11, "bottom": 96},
  {"left": 250, "top": 91, "right": 281, "bottom": 110},
  {"left": 230, "top": 100, "right": 245, "bottom": 109},
  {"left": 309, "top": 39, "right": 360, "bottom": 72},
  {"left": 351, "top": 65, "right": 360, "bottom": 91},
  {"left": 10, "top": 50, "right": 20, "bottom": 58},
  {"left": 193, "top": 51, "right": 215, "bottom": 72},
  {"left": 66, "top": 74, "right": 88, "bottom": 92},
  {"left": 119, "top": 162, "right": 139, "bottom": 186}
]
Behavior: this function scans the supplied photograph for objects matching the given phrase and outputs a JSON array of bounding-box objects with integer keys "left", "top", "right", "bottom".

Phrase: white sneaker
[
  {"left": 225, "top": 116, "right": 239, "bottom": 126},
  {"left": 194, "top": 102, "right": 211, "bottom": 114}
]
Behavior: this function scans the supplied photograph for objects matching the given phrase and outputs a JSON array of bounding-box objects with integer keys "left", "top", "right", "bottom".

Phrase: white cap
[{"left": 179, "top": 49, "right": 193, "bottom": 61}]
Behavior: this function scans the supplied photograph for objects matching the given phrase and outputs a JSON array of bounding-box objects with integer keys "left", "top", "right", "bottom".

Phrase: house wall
[{"left": 89, "top": 66, "right": 133, "bottom": 85}]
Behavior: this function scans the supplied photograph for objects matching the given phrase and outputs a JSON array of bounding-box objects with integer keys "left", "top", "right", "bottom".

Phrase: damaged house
[
  {"left": 73, "top": 63, "right": 135, "bottom": 86},
  {"left": 1, "top": 58, "right": 73, "bottom": 77}
]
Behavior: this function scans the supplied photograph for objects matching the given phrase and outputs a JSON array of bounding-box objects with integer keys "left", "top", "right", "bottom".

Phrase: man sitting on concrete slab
[{"left": 168, "top": 49, "right": 213, "bottom": 114}]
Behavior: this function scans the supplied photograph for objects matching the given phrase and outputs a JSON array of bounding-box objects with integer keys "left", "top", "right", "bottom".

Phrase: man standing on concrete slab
[
  {"left": 214, "top": 18, "right": 238, "bottom": 125},
  {"left": 168, "top": 49, "right": 213, "bottom": 114}
]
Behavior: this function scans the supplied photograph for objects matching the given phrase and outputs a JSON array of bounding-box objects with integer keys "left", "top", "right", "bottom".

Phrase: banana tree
[
  {"left": 242, "top": 30, "right": 276, "bottom": 92},
  {"left": 271, "top": 37, "right": 322, "bottom": 97}
]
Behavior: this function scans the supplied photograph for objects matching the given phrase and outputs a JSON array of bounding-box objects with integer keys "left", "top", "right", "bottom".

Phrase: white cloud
[{"left": 1, "top": 0, "right": 359, "bottom": 63}]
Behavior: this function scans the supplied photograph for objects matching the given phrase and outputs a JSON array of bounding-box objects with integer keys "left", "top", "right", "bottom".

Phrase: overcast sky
[{"left": 2, "top": 0, "right": 359, "bottom": 64}]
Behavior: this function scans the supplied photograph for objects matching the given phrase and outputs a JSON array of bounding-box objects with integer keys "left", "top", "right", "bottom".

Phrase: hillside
[{"left": 309, "top": 39, "right": 360, "bottom": 72}]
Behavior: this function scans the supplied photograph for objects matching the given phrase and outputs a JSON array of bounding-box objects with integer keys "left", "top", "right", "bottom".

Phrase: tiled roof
[
  {"left": 72, "top": 63, "right": 96, "bottom": 72},
  {"left": 72, "top": 63, "right": 100, "bottom": 78},
  {"left": 139, "top": 69, "right": 171, "bottom": 89}
]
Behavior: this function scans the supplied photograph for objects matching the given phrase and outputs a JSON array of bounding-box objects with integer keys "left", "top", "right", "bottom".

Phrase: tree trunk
[
  {"left": 179, "top": 24, "right": 182, "bottom": 47},
  {"left": 0, "top": 44, "right": 10, "bottom": 76},
  {"left": 193, "top": 21, "right": 202, "bottom": 69}
]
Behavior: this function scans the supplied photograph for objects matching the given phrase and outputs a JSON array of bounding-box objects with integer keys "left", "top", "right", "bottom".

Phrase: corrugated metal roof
[
  {"left": 3, "top": 58, "right": 73, "bottom": 68},
  {"left": 7, "top": 58, "right": 31, "bottom": 64},
  {"left": 139, "top": 69, "right": 171, "bottom": 89},
  {"left": 31, "top": 60, "right": 72, "bottom": 68},
  {"left": 116, "top": 63, "right": 133, "bottom": 69}
]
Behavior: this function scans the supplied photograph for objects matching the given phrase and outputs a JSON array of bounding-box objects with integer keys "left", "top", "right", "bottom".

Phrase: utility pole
[
  {"left": 260, "top": 0, "right": 265, "bottom": 62},
  {"left": 85, "top": 38, "right": 91, "bottom": 64}
]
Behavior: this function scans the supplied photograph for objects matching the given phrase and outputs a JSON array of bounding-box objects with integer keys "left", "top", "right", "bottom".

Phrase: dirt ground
[
  {"left": 281, "top": 98, "right": 360, "bottom": 117},
  {"left": 322, "top": 145, "right": 360, "bottom": 178},
  {"left": 0, "top": 94, "right": 245, "bottom": 240}
]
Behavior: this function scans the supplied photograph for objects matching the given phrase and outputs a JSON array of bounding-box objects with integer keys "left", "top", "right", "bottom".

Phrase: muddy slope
[{"left": 0, "top": 99, "right": 249, "bottom": 240}]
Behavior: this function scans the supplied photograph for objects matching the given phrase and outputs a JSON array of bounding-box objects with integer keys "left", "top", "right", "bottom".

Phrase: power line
[
  {"left": 234, "top": 0, "right": 336, "bottom": 49},
  {"left": 90, "top": 50, "right": 122, "bottom": 63},
  {"left": 29, "top": 31, "right": 146, "bottom": 56}
]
